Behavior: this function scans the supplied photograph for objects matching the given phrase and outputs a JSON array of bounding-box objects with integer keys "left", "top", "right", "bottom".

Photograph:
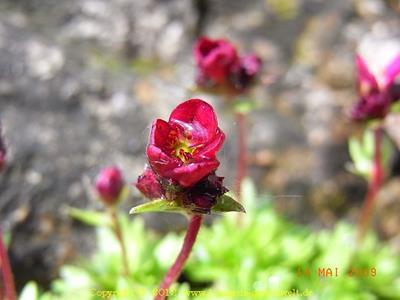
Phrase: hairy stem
[
  {"left": 109, "top": 209, "right": 130, "bottom": 276},
  {"left": 154, "top": 215, "right": 203, "bottom": 300},
  {"left": 0, "top": 227, "right": 16, "bottom": 300},
  {"left": 357, "top": 127, "right": 384, "bottom": 242}
]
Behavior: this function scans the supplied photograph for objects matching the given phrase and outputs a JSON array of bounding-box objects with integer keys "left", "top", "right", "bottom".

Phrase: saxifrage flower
[
  {"left": 194, "top": 36, "right": 262, "bottom": 93},
  {"left": 95, "top": 166, "right": 125, "bottom": 205},
  {"left": 146, "top": 99, "right": 225, "bottom": 188},
  {"left": 194, "top": 37, "right": 239, "bottom": 85},
  {"left": 351, "top": 54, "right": 400, "bottom": 121}
]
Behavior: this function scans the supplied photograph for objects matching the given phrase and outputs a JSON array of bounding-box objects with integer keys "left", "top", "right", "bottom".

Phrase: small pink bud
[
  {"left": 135, "top": 167, "right": 163, "bottom": 199},
  {"left": 95, "top": 166, "right": 124, "bottom": 205}
]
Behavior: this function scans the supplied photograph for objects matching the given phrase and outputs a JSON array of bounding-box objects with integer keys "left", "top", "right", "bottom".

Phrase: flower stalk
[
  {"left": 0, "top": 228, "right": 16, "bottom": 300},
  {"left": 109, "top": 208, "right": 130, "bottom": 276},
  {"left": 154, "top": 214, "right": 203, "bottom": 300},
  {"left": 357, "top": 126, "right": 384, "bottom": 242},
  {"left": 95, "top": 166, "right": 130, "bottom": 276}
]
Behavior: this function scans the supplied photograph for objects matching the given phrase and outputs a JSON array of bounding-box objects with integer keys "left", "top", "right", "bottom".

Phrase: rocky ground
[{"left": 0, "top": 0, "right": 399, "bottom": 290}]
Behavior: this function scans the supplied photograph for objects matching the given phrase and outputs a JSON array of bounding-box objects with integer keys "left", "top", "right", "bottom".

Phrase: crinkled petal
[
  {"left": 196, "top": 129, "right": 225, "bottom": 158},
  {"left": 146, "top": 144, "right": 180, "bottom": 177},
  {"left": 203, "top": 41, "right": 239, "bottom": 83},
  {"left": 194, "top": 37, "right": 239, "bottom": 84},
  {"left": 150, "top": 119, "right": 173, "bottom": 152},
  {"left": 170, "top": 159, "right": 220, "bottom": 187},
  {"left": 194, "top": 37, "right": 218, "bottom": 65},
  {"left": 169, "top": 99, "right": 218, "bottom": 142}
]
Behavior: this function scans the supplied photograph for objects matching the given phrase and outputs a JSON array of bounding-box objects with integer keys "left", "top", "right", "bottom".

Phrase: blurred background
[{"left": 0, "top": 0, "right": 400, "bottom": 293}]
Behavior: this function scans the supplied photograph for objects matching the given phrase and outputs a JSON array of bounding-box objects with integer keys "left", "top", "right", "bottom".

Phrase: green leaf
[
  {"left": 129, "top": 199, "right": 183, "bottom": 214},
  {"left": 68, "top": 207, "right": 110, "bottom": 227},
  {"left": 19, "top": 281, "right": 39, "bottom": 300},
  {"left": 348, "top": 128, "right": 394, "bottom": 180},
  {"left": 212, "top": 194, "right": 246, "bottom": 213},
  {"left": 348, "top": 131, "right": 374, "bottom": 179}
]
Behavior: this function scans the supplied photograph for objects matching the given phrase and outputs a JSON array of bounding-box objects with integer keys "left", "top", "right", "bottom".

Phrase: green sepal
[
  {"left": 129, "top": 199, "right": 183, "bottom": 214},
  {"left": 212, "top": 194, "right": 246, "bottom": 213}
]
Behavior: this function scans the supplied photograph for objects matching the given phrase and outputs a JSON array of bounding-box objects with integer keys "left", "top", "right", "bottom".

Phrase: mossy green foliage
[{"left": 21, "top": 180, "right": 400, "bottom": 300}]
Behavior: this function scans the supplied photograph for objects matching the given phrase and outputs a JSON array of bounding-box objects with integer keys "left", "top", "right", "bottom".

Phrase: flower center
[
  {"left": 173, "top": 141, "right": 195, "bottom": 162},
  {"left": 168, "top": 129, "right": 197, "bottom": 163}
]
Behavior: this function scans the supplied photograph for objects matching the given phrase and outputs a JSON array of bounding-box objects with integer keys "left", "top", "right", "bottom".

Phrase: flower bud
[
  {"left": 193, "top": 36, "right": 262, "bottom": 94},
  {"left": 95, "top": 166, "right": 124, "bottom": 205},
  {"left": 135, "top": 167, "right": 164, "bottom": 199}
]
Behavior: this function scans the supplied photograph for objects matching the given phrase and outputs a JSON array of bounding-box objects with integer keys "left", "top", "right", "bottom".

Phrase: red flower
[
  {"left": 351, "top": 54, "right": 400, "bottom": 121},
  {"left": 146, "top": 99, "right": 225, "bottom": 188},
  {"left": 194, "top": 37, "right": 239, "bottom": 85},
  {"left": 194, "top": 36, "right": 262, "bottom": 93},
  {"left": 135, "top": 167, "right": 163, "bottom": 199},
  {"left": 0, "top": 123, "right": 5, "bottom": 172},
  {"left": 95, "top": 166, "right": 125, "bottom": 205}
]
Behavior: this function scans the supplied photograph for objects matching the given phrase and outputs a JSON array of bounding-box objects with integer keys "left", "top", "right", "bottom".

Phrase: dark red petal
[
  {"left": 146, "top": 144, "right": 180, "bottom": 177},
  {"left": 196, "top": 129, "right": 225, "bottom": 158},
  {"left": 169, "top": 99, "right": 218, "bottom": 142},
  {"left": 202, "top": 41, "right": 239, "bottom": 83},
  {"left": 149, "top": 119, "right": 174, "bottom": 152},
  {"left": 356, "top": 54, "right": 378, "bottom": 94},
  {"left": 135, "top": 167, "right": 163, "bottom": 199},
  {"left": 350, "top": 93, "right": 390, "bottom": 122},
  {"left": 169, "top": 159, "right": 220, "bottom": 187},
  {"left": 194, "top": 37, "right": 219, "bottom": 64},
  {"left": 194, "top": 37, "right": 239, "bottom": 84}
]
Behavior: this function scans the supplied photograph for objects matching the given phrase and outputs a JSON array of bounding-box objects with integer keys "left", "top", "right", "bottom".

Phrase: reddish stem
[
  {"left": 357, "top": 127, "right": 384, "bottom": 242},
  {"left": 0, "top": 227, "right": 16, "bottom": 300},
  {"left": 234, "top": 112, "right": 247, "bottom": 201},
  {"left": 109, "top": 209, "right": 130, "bottom": 276},
  {"left": 154, "top": 215, "right": 203, "bottom": 300}
]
